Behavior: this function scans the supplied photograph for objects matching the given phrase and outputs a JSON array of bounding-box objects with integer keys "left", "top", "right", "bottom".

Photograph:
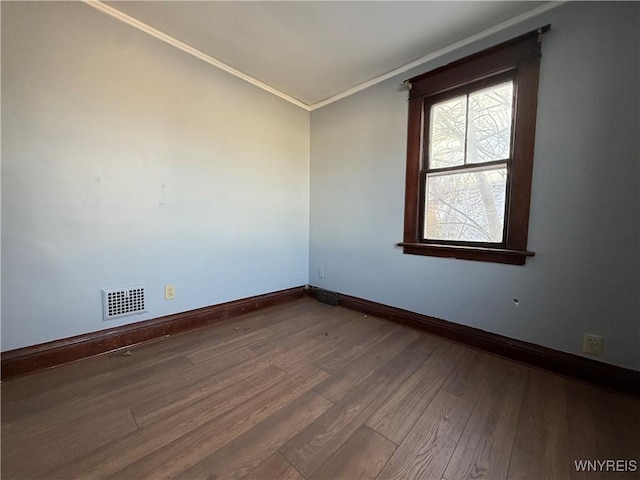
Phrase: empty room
[{"left": 1, "top": 1, "right": 639, "bottom": 479}]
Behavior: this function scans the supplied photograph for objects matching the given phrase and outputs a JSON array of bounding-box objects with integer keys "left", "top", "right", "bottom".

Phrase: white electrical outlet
[
  {"left": 165, "top": 284, "right": 176, "bottom": 300},
  {"left": 318, "top": 268, "right": 325, "bottom": 279},
  {"left": 583, "top": 334, "right": 602, "bottom": 356}
]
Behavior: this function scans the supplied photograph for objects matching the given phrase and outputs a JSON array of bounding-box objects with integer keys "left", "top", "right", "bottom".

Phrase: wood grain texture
[
  {"left": 108, "top": 368, "right": 325, "bottom": 479},
  {"left": 443, "top": 357, "right": 528, "bottom": 480},
  {"left": 378, "top": 390, "right": 474, "bottom": 480},
  {"left": 511, "top": 368, "right": 570, "bottom": 472},
  {"left": 310, "top": 425, "right": 396, "bottom": 480},
  {"left": 47, "top": 366, "right": 292, "bottom": 479},
  {"left": 280, "top": 337, "right": 431, "bottom": 478},
  {"left": 2, "top": 298, "right": 638, "bottom": 480},
  {"left": 246, "top": 452, "right": 304, "bottom": 480},
  {"left": 566, "top": 380, "right": 640, "bottom": 480},
  {"left": 178, "top": 390, "right": 332, "bottom": 480},
  {"left": 313, "top": 316, "right": 394, "bottom": 374},
  {"left": 1, "top": 286, "right": 305, "bottom": 379},
  {"left": 2, "top": 355, "right": 194, "bottom": 430},
  {"left": 312, "top": 327, "right": 420, "bottom": 403},
  {"left": 366, "top": 341, "right": 464, "bottom": 444},
  {"left": 1, "top": 408, "right": 138, "bottom": 479},
  {"left": 441, "top": 347, "right": 492, "bottom": 403},
  {"left": 308, "top": 287, "right": 640, "bottom": 396},
  {"left": 507, "top": 447, "right": 570, "bottom": 480},
  {"left": 129, "top": 352, "right": 273, "bottom": 428}
]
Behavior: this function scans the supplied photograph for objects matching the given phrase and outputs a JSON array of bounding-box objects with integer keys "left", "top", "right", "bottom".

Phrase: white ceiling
[{"left": 98, "top": 1, "right": 554, "bottom": 109}]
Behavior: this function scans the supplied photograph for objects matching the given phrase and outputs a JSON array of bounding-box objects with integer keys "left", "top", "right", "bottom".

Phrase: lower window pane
[{"left": 425, "top": 167, "right": 507, "bottom": 243}]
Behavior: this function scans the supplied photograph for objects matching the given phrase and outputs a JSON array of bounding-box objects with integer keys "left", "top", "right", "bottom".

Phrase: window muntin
[
  {"left": 423, "top": 78, "right": 514, "bottom": 245},
  {"left": 400, "top": 27, "right": 547, "bottom": 265}
]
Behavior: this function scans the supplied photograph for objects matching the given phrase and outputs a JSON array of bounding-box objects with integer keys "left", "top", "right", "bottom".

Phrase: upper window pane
[
  {"left": 429, "top": 95, "right": 467, "bottom": 169},
  {"left": 467, "top": 81, "right": 514, "bottom": 163},
  {"left": 403, "top": 29, "right": 544, "bottom": 264}
]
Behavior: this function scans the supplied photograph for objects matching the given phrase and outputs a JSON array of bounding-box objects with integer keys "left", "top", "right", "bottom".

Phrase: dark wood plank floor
[{"left": 2, "top": 297, "right": 639, "bottom": 479}]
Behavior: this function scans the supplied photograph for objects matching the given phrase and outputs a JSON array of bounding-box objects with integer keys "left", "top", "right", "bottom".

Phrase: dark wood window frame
[{"left": 399, "top": 28, "right": 548, "bottom": 266}]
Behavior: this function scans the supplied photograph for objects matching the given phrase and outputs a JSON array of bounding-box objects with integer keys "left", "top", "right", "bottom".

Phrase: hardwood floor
[{"left": 2, "top": 298, "right": 639, "bottom": 479}]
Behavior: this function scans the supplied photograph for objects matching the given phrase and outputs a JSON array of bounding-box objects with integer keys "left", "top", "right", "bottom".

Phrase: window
[{"left": 399, "top": 28, "right": 547, "bottom": 265}]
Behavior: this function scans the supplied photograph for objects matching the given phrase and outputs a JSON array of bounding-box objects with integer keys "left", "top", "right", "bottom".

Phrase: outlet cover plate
[
  {"left": 165, "top": 284, "right": 176, "bottom": 300},
  {"left": 583, "top": 334, "right": 602, "bottom": 356}
]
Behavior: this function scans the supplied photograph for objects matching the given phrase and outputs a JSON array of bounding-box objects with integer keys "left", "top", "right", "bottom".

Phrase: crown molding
[
  {"left": 81, "top": 1, "right": 311, "bottom": 111},
  {"left": 309, "top": 1, "right": 566, "bottom": 111},
  {"left": 82, "top": 1, "right": 566, "bottom": 113}
]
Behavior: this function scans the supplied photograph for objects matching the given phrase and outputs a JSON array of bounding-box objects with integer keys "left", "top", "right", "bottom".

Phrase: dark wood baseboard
[
  {"left": 1, "top": 286, "right": 306, "bottom": 380},
  {"left": 308, "top": 286, "right": 640, "bottom": 396}
]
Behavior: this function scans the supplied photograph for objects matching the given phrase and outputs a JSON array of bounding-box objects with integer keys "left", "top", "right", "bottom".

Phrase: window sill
[{"left": 397, "top": 242, "right": 535, "bottom": 265}]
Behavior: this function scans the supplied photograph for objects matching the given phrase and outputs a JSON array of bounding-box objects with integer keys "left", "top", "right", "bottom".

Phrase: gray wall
[
  {"left": 3, "top": 1, "right": 639, "bottom": 373},
  {"left": 1, "top": 2, "right": 310, "bottom": 351},
  {"left": 309, "top": 2, "right": 640, "bottom": 370}
]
